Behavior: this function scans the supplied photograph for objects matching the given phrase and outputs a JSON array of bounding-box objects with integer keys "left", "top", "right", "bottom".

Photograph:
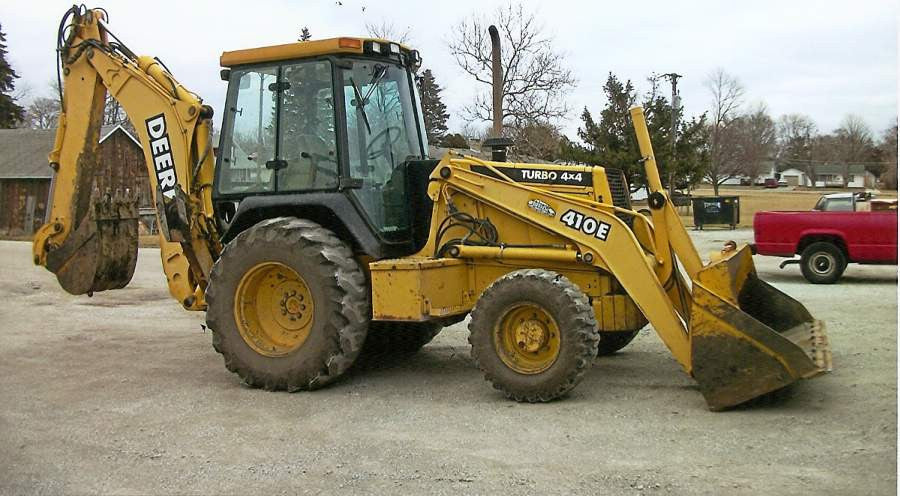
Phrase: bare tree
[
  {"left": 365, "top": 20, "right": 411, "bottom": 43},
  {"left": 7, "top": 81, "right": 32, "bottom": 128},
  {"left": 447, "top": 3, "right": 575, "bottom": 130},
  {"left": 460, "top": 122, "right": 486, "bottom": 141},
  {"left": 834, "top": 114, "right": 874, "bottom": 187},
  {"left": 879, "top": 123, "right": 898, "bottom": 189},
  {"left": 777, "top": 113, "right": 818, "bottom": 186},
  {"left": 703, "top": 68, "right": 745, "bottom": 194},
  {"left": 48, "top": 79, "right": 62, "bottom": 106},
  {"left": 510, "top": 120, "right": 560, "bottom": 162},
  {"left": 25, "top": 97, "right": 59, "bottom": 129},
  {"left": 103, "top": 94, "right": 125, "bottom": 125},
  {"left": 12, "top": 80, "right": 31, "bottom": 103},
  {"left": 734, "top": 103, "right": 776, "bottom": 181}
]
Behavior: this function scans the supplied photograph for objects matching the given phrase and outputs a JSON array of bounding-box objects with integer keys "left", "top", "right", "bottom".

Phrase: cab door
[{"left": 216, "top": 60, "right": 340, "bottom": 196}]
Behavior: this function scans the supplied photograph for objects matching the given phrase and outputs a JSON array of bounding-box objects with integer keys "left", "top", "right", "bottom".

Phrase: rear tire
[
  {"left": 206, "top": 217, "right": 369, "bottom": 391},
  {"left": 800, "top": 242, "right": 846, "bottom": 284},
  {"left": 468, "top": 269, "right": 599, "bottom": 402},
  {"left": 596, "top": 330, "right": 639, "bottom": 356},
  {"left": 363, "top": 321, "right": 442, "bottom": 355}
]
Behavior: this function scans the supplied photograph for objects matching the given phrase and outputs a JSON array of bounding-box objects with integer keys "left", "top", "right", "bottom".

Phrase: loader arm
[
  {"left": 33, "top": 7, "right": 220, "bottom": 309},
  {"left": 430, "top": 159, "right": 694, "bottom": 371}
]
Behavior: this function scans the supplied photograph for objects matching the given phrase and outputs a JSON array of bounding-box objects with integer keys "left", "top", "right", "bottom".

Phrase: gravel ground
[{"left": 0, "top": 231, "right": 896, "bottom": 495}]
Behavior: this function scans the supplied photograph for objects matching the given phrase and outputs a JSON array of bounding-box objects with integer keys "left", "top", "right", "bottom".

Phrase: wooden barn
[{"left": 0, "top": 125, "right": 152, "bottom": 236}]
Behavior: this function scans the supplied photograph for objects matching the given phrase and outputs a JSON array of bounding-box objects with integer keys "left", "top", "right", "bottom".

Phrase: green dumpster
[{"left": 692, "top": 196, "right": 740, "bottom": 230}]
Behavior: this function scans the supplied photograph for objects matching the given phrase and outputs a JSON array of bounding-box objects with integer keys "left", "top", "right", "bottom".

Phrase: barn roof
[
  {"left": 100, "top": 124, "right": 142, "bottom": 148},
  {"left": 0, "top": 128, "right": 56, "bottom": 179},
  {"left": 0, "top": 125, "right": 139, "bottom": 179}
]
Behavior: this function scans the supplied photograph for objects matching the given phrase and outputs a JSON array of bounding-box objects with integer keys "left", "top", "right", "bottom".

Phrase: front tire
[
  {"left": 468, "top": 269, "right": 599, "bottom": 402},
  {"left": 206, "top": 217, "right": 369, "bottom": 391},
  {"left": 800, "top": 241, "right": 846, "bottom": 284}
]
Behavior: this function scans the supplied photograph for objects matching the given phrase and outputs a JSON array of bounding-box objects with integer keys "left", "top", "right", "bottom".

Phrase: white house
[{"left": 779, "top": 164, "right": 876, "bottom": 188}]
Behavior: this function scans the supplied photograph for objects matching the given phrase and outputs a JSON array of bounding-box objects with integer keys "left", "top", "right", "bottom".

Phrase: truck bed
[{"left": 753, "top": 210, "right": 897, "bottom": 263}]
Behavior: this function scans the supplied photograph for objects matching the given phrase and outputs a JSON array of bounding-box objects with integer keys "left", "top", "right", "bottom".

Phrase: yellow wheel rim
[
  {"left": 233, "top": 262, "right": 314, "bottom": 357},
  {"left": 494, "top": 303, "right": 561, "bottom": 374}
]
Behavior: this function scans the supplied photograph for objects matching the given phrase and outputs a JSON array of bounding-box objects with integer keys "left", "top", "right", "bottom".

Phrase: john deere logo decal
[
  {"left": 145, "top": 113, "right": 177, "bottom": 200},
  {"left": 528, "top": 199, "right": 556, "bottom": 217}
]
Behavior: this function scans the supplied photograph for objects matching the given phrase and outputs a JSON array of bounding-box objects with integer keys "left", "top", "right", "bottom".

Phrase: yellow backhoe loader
[{"left": 33, "top": 6, "right": 831, "bottom": 410}]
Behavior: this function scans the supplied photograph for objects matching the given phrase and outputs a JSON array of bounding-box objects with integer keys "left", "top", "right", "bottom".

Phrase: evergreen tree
[
  {"left": 572, "top": 72, "right": 708, "bottom": 191},
  {"left": 417, "top": 69, "right": 448, "bottom": 145},
  {"left": 643, "top": 87, "right": 709, "bottom": 191},
  {"left": 575, "top": 73, "right": 640, "bottom": 181},
  {"left": 0, "top": 24, "right": 25, "bottom": 128},
  {"left": 558, "top": 135, "right": 595, "bottom": 164}
]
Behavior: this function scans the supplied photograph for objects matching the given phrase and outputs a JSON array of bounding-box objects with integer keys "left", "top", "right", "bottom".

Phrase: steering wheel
[{"left": 366, "top": 126, "right": 402, "bottom": 160}]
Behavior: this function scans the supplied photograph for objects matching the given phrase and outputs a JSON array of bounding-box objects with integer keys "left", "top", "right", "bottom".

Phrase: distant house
[
  {"left": 700, "top": 159, "right": 877, "bottom": 189},
  {"left": 753, "top": 161, "right": 778, "bottom": 184},
  {"left": 778, "top": 164, "right": 876, "bottom": 188},
  {"left": 0, "top": 125, "right": 151, "bottom": 235}
]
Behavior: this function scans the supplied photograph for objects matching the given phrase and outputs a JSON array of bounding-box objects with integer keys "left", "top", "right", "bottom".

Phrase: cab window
[
  {"left": 219, "top": 67, "right": 278, "bottom": 195},
  {"left": 218, "top": 60, "right": 338, "bottom": 195}
]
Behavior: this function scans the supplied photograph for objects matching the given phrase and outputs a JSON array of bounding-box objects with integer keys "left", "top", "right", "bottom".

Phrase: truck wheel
[
  {"left": 468, "top": 269, "right": 599, "bottom": 402},
  {"left": 800, "top": 241, "right": 847, "bottom": 284},
  {"left": 206, "top": 217, "right": 369, "bottom": 391},
  {"left": 596, "top": 330, "right": 639, "bottom": 356},
  {"left": 363, "top": 321, "right": 442, "bottom": 355}
]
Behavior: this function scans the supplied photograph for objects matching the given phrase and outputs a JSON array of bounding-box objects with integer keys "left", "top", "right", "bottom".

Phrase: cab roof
[{"left": 220, "top": 37, "right": 411, "bottom": 67}]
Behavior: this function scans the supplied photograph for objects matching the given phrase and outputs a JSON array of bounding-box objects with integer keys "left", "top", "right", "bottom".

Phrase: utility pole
[{"left": 661, "top": 72, "right": 681, "bottom": 194}]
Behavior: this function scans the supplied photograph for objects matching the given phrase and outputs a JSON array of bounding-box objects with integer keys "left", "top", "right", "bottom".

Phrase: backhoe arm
[{"left": 33, "top": 7, "right": 220, "bottom": 309}]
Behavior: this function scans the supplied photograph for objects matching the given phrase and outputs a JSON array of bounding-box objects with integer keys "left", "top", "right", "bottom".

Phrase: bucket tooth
[{"left": 780, "top": 320, "right": 833, "bottom": 374}]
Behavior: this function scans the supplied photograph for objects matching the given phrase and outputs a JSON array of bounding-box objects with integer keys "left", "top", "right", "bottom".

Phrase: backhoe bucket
[
  {"left": 689, "top": 246, "right": 832, "bottom": 410},
  {"left": 45, "top": 188, "right": 139, "bottom": 295}
]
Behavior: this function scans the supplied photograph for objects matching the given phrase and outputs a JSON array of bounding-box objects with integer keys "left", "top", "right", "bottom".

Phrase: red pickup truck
[{"left": 753, "top": 193, "right": 897, "bottom": 283}]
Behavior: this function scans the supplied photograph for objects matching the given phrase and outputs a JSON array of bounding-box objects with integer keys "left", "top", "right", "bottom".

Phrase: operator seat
[{"left": 280, "top": 133, "right": 339, "bottom": 190}]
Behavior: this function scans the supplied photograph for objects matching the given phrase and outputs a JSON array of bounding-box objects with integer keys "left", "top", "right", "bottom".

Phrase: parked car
[{"left": 753, "top": 193, "right": 897, "bottom": 283}]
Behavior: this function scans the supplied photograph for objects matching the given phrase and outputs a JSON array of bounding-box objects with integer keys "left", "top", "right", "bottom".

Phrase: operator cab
[
  {"left": 812, "top": 192, "right": 870, "bottom": 212},
  {"left": 214, "top": 38, "right": 434, "bottom": 257}
]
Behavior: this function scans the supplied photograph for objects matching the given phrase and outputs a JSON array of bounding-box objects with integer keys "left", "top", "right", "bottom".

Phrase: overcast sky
[{"left": 3, "top": 0, "right": 897, "bottom": 140}]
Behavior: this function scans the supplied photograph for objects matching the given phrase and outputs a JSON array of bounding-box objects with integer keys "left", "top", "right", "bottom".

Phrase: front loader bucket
[
  {"left": 689, "top": 246, "right": 832, "bottom": 410},
  {"left": 44, "top": 189, "right": 139, "bottom": 295}
]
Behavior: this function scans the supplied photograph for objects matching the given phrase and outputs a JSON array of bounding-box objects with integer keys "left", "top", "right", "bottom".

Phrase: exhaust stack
[{"left": 488, "top": 25, "right": 502, "bottom": 137}]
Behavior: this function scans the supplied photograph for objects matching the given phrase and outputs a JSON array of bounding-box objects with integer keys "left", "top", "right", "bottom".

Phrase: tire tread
[{"left": 206, "top": 216, "right": 369, "bottom": 391}]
